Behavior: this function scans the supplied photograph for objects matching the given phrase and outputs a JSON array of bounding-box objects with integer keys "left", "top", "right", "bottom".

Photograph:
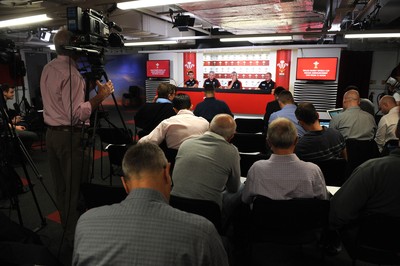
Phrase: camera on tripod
[{"left": 66, "top": 6, "right": 124, "bottom": 49}]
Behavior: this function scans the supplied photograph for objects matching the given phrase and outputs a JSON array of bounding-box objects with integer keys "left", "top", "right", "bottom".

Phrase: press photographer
[{"left": 39, "top": 25, "right": 114, "bottom": 247}]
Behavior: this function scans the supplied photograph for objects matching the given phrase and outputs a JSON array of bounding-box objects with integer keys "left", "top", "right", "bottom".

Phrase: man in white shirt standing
[{"left": 375, "top": 95, "right": 400, "bottom": 152}]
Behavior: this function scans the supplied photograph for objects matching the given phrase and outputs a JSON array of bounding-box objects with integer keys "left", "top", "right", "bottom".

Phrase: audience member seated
[
  {"left": 73, "top": 143, "right": 228, "bottom": 266},
  {"left": 330, "top": 119, "right": 400, "bottom": 257},
  {"left": 194, "top": 88, "right": 233, "bottom": 122},
  {"left": 134, "top": 83, "right": 176, "bottom": 138},
  {"left": 171, "top": 114, "right": 241, "bottom": 224},
  {"left": 329, "top": 89, "right": 376, "bottom": 140},
  {"left": 375, "top": 95, "right": 399, "bottom": 153},
  {"left": 138, "top": 93, "right": 209, "bottom": 150},
  {"left": 294, "top": 102, "right": 347, "bottom": 162},
  {"left": 268, "top": 90, "right": 306, "bottom": 137},
  {"left": 242, "top": 117, "right": 329, "bottom": 204},
  {"left": 1, "top": 83, "right": 38, "bottom": 149},
  {"left": 263, "top": 86, "right": 285, "bottom": 128}
]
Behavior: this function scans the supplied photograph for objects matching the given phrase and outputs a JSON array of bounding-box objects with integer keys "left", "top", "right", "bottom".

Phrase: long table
[{"left": 177, "top": 87, "right": 275, "bottom": 115}]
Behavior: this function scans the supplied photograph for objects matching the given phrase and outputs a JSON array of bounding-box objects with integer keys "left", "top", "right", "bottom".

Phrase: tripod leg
[{"left": 10, "top": 196, "right": 24, "bottom": 227}]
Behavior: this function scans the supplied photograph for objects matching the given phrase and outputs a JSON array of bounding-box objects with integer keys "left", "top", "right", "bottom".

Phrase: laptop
[
  {"left": 319, "top": 120, "right": 330, "bottom": 128},
  {"left": 326, "top": 108, "right": 343, "bottom": 119}
]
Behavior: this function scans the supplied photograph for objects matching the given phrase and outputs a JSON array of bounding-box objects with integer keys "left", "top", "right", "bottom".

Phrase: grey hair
[
  {"left": 53, "top": 26, "right": 73, "bottom": 56},
  {"left": 267, "top": 118, "right": 297, "bottom": 149},
  {"left": 122, "top": 143, "right": 167, "bottom": 181},
  {"left": 210, "top": 114, "right": 236, "bottom": 139}
]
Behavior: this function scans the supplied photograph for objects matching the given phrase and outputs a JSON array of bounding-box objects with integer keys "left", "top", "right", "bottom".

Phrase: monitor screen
[
  {"left": 146, "top": 60, "right": 170, "bottom": 78},
  {"left": 296, "top": 57, "right": 338, "bottom": 81}
]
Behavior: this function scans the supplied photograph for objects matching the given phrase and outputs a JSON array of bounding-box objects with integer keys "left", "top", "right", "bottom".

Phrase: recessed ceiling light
[
  {"left": 345, "top": 33, "right": 400, "bottom": 39},
  {"left": 118, "top": 0, "right": 210, "bottom": 10},
  {"left": 0, "top": 14, "right": 51, "bottom": 28}
]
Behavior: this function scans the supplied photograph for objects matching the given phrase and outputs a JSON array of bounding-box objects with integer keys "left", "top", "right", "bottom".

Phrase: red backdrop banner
[
  {"left": 183, "top": 52, "right": 197, "bottom": 81},
  {"left": 275, "top": 50, "right": 291, "bottom": 90}
]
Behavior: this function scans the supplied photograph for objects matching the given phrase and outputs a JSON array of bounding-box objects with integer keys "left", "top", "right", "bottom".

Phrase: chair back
[
  {"left": 347, "top": 214, "right": 400, "bottom": 265},
  {"left": 97, "top": 127, "right": 133, "bottom": 145},
  {"left": 250, "top": 196, "right": 330, "bottom": 244},
  {"left": 106, "top": 144, "right": 129, "bottom": 166},
  {"left": 80, "top": 183, "right": 126, "bottom": 209},
  {"left": 235, "top": 118, "right": 265, "bottom": 134},
  {"left": 231, "top": 133, "right": 267, "bottom": 154},
  {"left": 345, "top": 138, "right": 379, "bottom": 177},
  {"left": 169, "top": 195, "right": 222, "bottom": 234},
  {"left": 313, "top": 158, "right": 347, "bottom": 186},
  {"left": 240, "top": 153, "right": 269, "bottom": 177}
]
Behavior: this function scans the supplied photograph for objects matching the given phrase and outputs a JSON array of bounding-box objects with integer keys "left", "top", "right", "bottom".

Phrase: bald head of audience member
[
  {"left": 267, "top": 118, "right": 298, "bottom": 155},
  {"left": 277, "top": 90, "right": 295, "bottom": 108},
  {"left": 379, "top": 95, "right": 397, "bottom": 115},
  {"left": 209, "top": 114, "right": 236, "bottom": 142},
  {"left": 343, "top": 89, "right": 360, "bottom": 110},
  {"left": 121, "top": 143, "right": 172, "bottom": 201}
]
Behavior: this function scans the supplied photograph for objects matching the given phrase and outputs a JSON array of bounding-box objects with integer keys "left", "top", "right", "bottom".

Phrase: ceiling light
[
  {"left": 344, "top": 33, "right": 400, "bottom": 39},
  {"left": 220, "top": 36, "right": 292, "bottom": 42},
  {"left": 125, "top": 41, "right": 178, "bottom": 46},
  {"left": 117, "top": 0, "right": 210, "bottom": 10},
  {"left": 0, "top": 14, "right": 51, "bottom": 28}
]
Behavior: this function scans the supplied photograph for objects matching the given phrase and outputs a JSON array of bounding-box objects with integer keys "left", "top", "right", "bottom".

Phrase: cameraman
[
  {"left": 1, "top": 83, "right": 38, "bottom": 149},
  {"left": 40, "top": 26, "right": 114, "bottom": 246}
]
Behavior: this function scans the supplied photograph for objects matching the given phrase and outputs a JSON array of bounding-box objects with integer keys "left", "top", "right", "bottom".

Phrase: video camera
[
  {"left": 65, "top": 7, "right": 123, "bottom": 80},
  {"left": 0, "top": 39, "right": 26, "bottom": 79},
  {"left": 0, "top": 39, "right": 17, "bottom": 64},
  {"left": 67, "top": 6, "right": 124, "bottom": 48}
]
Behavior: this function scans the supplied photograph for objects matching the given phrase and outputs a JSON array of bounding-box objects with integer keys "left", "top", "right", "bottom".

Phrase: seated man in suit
[
  {"left": 294, "top": 102, "right": 347, "bottom": 162},
  {"left": 134, "top": 83, "right": 176, "bottom": 138},
  {"left": 242, "top": 117, "right": 329, "bottom": 204},
  {"left": 73, "top": 143, "right": 228, "bottom": 266},
  {"left": 138, "top": 93, "right": 209, "bottom": 149},
  {"left": 329, "top": 89, "right": 376, "bottom": 140}
]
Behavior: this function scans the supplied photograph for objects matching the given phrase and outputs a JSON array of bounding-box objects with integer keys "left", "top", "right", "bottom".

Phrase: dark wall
[{"left": 336, "top": 50, "right": 373, "bottom": 107}]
